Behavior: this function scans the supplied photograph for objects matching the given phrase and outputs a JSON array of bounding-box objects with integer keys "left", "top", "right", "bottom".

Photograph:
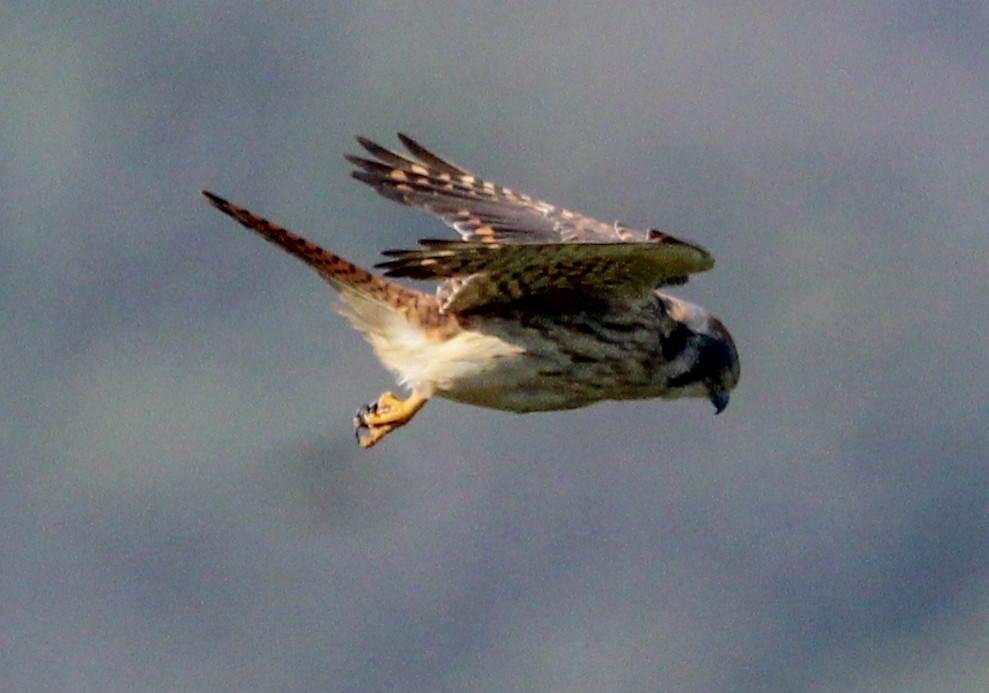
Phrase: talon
[
  {"left": 348, "top": 391, "right": 430, "bottom": 450},
  {"left": 353, "top": 401, "right": 375, "bottom": 429},
  {"left": 357, "top": 426, "right": 387, "bottom": 449},
  {"left": 355, "top": 425, "right": 379, "bottom": 448}
]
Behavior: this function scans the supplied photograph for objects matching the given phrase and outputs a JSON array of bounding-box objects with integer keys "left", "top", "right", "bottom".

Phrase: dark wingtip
[
  {"left": 396, "top": 132, "right": 420, "bottom": 151},
  {"left": 353, "top": 135, "right": 408, "bottom": 164},
  {"left": 396, "top": 132, "right": 468, "bottom": 175},
  {"left": 346, "top": 154, "right": 396, "bottom": 179},
  {"left": 374, "top": 258, "right": 430, "bottom": 279},
  {"left": 377, "top": 249, "right": 406, "bottom": 258}
]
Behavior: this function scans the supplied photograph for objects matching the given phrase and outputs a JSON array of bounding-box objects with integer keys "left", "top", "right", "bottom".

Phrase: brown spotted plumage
[
  {"left": 204, "top": 134, "right": 739, "bottom": 448},
  {"left": 346, "top": 133, "right": 687, "bottom": 245}
]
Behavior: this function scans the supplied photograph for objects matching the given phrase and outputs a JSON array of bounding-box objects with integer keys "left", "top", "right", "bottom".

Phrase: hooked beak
[{"left": 710, "top": 389, "right": 730, "bottom": 415}]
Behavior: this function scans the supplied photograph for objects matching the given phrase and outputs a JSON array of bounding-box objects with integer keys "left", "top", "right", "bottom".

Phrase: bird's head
[
  {"left": 695, "top": 316, "right": 740, "bottom": 414},
  {"left": 659, "top": 296, "right": 740, "bottom": 414}
]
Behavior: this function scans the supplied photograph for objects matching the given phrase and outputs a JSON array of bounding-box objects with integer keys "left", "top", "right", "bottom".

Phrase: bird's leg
[{"left": 353, "top": 391, "right": 429, "bottom": 449}]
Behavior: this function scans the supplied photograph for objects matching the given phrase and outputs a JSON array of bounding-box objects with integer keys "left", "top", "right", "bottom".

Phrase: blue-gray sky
[{"left": 4, "top": 2, "right": 989, "bottom": 691}]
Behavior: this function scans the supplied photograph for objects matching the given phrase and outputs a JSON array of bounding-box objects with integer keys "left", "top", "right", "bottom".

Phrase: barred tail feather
[
  {"left": 203, "top": 191, "right": 478, "bottom": 392},
  {"left": 202, "top": 191, "right": 417, "bottom": 303}
]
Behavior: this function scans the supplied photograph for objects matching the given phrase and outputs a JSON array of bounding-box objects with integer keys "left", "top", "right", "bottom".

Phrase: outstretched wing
[
  {"left": 349, "top": 134, "right": 714, "bottom": 313},
  {"left": 347, "top": 133, "right": 658, "bottom": 244},
  {"left": 377, "top": 239, "right": 713, "bottom": 313}
]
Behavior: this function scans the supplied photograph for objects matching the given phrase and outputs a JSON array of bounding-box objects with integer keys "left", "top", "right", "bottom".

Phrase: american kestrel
[{"left": 204, "top": 134, "right": 739, "bottom": 448}]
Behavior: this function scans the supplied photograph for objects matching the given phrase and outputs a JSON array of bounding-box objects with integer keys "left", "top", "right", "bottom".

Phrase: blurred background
[{"left": 4, "top": 2, "right": 989, "bottom": 691}]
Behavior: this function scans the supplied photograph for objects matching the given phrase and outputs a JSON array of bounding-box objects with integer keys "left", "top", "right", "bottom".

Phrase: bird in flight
[{"left": 204, "top": 134, "right": 739, "bottom": 448}]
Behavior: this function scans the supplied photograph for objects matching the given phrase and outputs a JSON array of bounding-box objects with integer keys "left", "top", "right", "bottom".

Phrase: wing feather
[
  {"left": 348, "top": 134, "right": 641, "bottom": 244},
  {"left": 350, "top": 135, "right": 718, "bottom": 313},
  {"left": 377, "top": 240, "right": 714, "bottom": 313}
]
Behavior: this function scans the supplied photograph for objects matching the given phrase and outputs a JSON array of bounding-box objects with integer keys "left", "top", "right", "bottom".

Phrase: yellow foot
[{"left": 353, "top": 391, "right": 428, "bottom": 449}]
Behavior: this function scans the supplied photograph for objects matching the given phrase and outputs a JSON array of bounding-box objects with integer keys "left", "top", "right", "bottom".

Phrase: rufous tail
[{"left": 202, "top": 191, "right": 428, "bottom": 314}]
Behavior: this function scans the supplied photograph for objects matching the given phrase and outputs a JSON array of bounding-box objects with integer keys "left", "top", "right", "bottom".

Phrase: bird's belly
[
  {"left": 440, "top": 370, "right": 593, "bottom": 413},
  {"left": 405, "top": 313, "right": 675, "bottom": 413},
  {"left": 437, "top": 346, "right": 665, "bottom": 413}
]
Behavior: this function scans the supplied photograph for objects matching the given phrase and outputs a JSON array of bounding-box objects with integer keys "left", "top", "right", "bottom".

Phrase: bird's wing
[
  {"left": 376, "top": 238, "right": 713, "bottom": 313},
  {"left": 347, "top": 133, "right": 662, "bottom": 244}
]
